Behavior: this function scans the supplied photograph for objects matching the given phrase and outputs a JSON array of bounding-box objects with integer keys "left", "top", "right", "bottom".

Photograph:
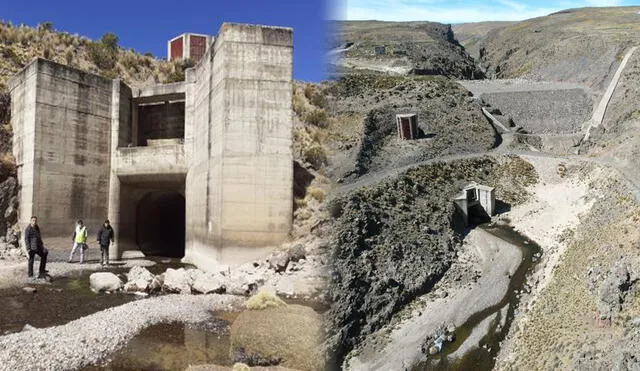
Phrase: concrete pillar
[
  {"left": 183, "top": 24, "right": 294, "bottom": 269},
  {"left": 131, "top": 103, "right": 138, "bottom": 146},
  {"left": 108, "top": 79, "right": 122, "bottom": 260},
  {"left": 8, "top": 61, "right": 38, "bottom": 234}
]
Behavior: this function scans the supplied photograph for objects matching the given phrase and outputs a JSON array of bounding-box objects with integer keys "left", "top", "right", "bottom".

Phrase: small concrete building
[
  {"left": 374, "top": 46, "right": 386, "bottom": 56},
  {"left": 9, "top": 23, "right": 293, "bottom": 270},
  {"left": 167, "top": 33, "right": 214, "bottom": 62},
  {"left": 453, "top": 182, "right": 495, "bottom": 226},
  {"left": 396, "top": 113, "right": 418, "bottom": 140}
]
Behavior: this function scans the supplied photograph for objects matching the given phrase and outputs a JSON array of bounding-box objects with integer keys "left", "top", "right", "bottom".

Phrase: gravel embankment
[{"left": 0, "top": 294, "right": 244, "bottom": 371}]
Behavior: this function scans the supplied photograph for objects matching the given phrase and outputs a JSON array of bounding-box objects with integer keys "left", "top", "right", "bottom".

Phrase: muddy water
[
  {"left": 81, "top": 319, "right": 235, "bottom": 371},
  {"left": 413, "top": 223, "right": 541, "bottom": 371},
  {"left": 82, "top": 297, "right": 327, "bottom": 370},
  {"left": 0, "top": 261, "right": 190, "bottom": 334}
]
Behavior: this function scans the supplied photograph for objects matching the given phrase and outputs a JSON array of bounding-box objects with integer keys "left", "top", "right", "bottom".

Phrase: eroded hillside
[
  {"left": 330, "top": 21, "right": 484, "bottom": 78},
  {"left": 476, "top": 6, "right": 640, "bottom": 89}
]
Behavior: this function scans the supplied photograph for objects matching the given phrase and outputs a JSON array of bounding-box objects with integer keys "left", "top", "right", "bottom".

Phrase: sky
[
  {"left": 338, "top": 0, "right": 640, "bottom": 23},
  {"left": 0, "top": 0, "right": 331, "bottom": 82}
]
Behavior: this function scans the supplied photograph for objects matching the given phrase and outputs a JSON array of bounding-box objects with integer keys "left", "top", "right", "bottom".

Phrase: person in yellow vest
[{"left": 69, "top": 219, "right": 88, "bottom": 263}]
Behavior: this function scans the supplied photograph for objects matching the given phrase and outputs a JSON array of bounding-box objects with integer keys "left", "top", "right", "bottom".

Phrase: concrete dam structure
[{"left": 8, "top": 23, "right": 293, "bottom": 269}]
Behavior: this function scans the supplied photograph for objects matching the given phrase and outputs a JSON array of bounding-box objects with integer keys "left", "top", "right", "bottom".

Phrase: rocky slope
[
  {"left": 322, "top": 74, "right": 496, "bottom": 180},
  {"left": 476, "top": 6, "right": 640, "bottom": 89},
  {"left": 452, "top": 21, "right": 514, "bottom": 60},
  {"left": 331, "top": 21, "right": 484, "bottom": 79},
  {"left": 325, "top": 156, "right": 538, "bottom": 364},
  {"left": 0, "top": 21, "right": 176, "bottom": 90}
]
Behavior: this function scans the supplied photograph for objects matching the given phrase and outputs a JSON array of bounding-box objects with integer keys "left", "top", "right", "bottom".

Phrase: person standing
[
  {"left": 69, "top": 219, "right": 88, "bottom": 263},
  {"left": 96, "top": 219, "right": 114, "bottom": 266},
  {"left": 24, "top": 216, "right": 48, "bottom": 279}
]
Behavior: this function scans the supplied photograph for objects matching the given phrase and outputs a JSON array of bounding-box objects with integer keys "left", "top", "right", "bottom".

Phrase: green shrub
[
  {"left": 304, "top": 145, "right": 327, "bottom": 169},
  {"left": 0, "top": 91, "right": 10, "bottom": 125},
  {"left": 38, "top": 22, "right": 53, "bottom": 33},
  {"left": 305, "top": 109, "right": 328, "bottom": 128},
  {"left": 304, "top": 84, "right": 326, "bottom": 108},
  {"left": 89, "top": 32, "right": 119, "bottom": 70},
  {"left": 165, "top": 69, "right": 185, "bottom": 83}
]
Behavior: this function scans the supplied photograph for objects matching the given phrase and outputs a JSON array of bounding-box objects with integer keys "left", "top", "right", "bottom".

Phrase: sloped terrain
[
  {"left": 323, "top": 74, "right": 496, "bottom": 180},
  {"left": 326, "top": 156, "right": 539, "bottom": 364},
  {"left": 452, "top": 21, "right": 514, "bottom": 60},
  {"left": 331, "top": 21, "right": 484, "bottom": 79},
  {"left": 477, "top": 6, "right": 640, "bottom": 89}
]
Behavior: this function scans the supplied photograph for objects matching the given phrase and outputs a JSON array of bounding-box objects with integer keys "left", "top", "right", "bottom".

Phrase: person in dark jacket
[
  {"left": 97, "top": 219, "right": 114, "bottom": 266},
  {"left": 24, "top": 216, "right": 48, "bottom": 278}
]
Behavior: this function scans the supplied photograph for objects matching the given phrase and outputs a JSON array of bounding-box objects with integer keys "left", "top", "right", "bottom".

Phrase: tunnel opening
[{"left": 136, "top": 191, "right": 186, "bottom": 258}]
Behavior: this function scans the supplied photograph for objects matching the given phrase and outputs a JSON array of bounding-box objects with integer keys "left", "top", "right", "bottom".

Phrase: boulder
[
  {"left": 225, "top": 269, "right": 265, "bottom": 296},
  {"left": 230, "top": 304, "right": 324, "bottom": 370},
  {"left": 192, "top": 271, "right": 226, "bottom": 294},
  {"left": 288, "top": 244, "right": 306, "bottom": 262},
  {"left": 163, "top": 268, "right": 192, "bottom": 294},
  {"left": 268, "top": 252, "right": 290, "bottom": 273},
  {"left": 5, "top": 228, "right": 19, "bottom": 247},
  {"left": 149, "top": 274, "right": 164, "bottom": 293},
  {"left": 90, "top": 272, "right": 123, "bottom": 293},
  {"left": 124, "top": 266, "right": 155, "bottom": 292}
]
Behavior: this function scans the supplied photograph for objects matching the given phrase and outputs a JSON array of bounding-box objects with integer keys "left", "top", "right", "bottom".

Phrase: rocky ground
[{"left": 495, "top": 157, "right": 640, "bottom": 369}]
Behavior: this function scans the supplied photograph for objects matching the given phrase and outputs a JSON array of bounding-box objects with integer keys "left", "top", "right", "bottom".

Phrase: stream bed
[
  {"left": 0, "top": 260, "right": 189, "bottom": 334},
  {"left": 413, "top": 223, "right": 541, "bottom": 370}
]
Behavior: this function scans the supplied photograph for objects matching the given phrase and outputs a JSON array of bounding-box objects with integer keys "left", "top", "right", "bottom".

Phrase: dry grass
[
  {"left": 307, "top": 186, "right": 326, "bottom": 202},
  {"left": 230, "top": 304, "right": 324, "bottom": 370},
  {"left": 500, "top": 169, "right": 640, "bottom": 369},
  {"left": 246, "top": 289, "right": 287, "bottom": 310},
  {"left": 0, "top": 21, "right": 173, "bottom": 89}
]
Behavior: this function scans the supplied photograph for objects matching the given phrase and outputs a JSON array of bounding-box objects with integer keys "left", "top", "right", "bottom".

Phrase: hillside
[
  {"left": 322, "top": 73, "right": 496, "bottom": 180},
  {"left": 324, "top": 6, "right": 640, "bottom": 370},
  {"left": 0, "top": 21, "right": 183, "bottom": 91},
  {"left": 451, "top": 21, "right": 514, "bottom": 60},
  {"left": 476, "top": 6, "right": 640, "bottom": 89},
  {"left": 330, "top": 20, "right": 484, "bottom": 78}
]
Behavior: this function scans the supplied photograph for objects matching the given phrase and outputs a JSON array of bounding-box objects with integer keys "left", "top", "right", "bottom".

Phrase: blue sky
[
  {"left": 337, "top": 0, "right": 640, "bottom": 22},
  {"left": 0, "top": 0, "right": 331, "bottom": 82}
]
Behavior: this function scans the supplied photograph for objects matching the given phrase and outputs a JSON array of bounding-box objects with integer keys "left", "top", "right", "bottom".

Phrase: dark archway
[{"left": 136, "top": 191, "right": 185, "bottom": 258}]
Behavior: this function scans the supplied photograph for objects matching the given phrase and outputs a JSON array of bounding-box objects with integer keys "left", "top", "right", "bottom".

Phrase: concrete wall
[
  {"left": 480, "top": 89, "right": 591, "bottom": 134},
  {"left": 8, "top": 62, "right": 38, "bottom": 234},
  {"left": 11, "top": 23, "right": 294, "bottom": 269},
  {"left": 11, "top": 59, "right": 113, "bottom": 237},
  {"left": 137, "top": 101, "right": 185, "bottom": 145},
  {"left": 114, "top": 144, "right": 187, "bottom": 177},
  {"left": 184, "top": 24, "right": 293, "bottom": 268}
]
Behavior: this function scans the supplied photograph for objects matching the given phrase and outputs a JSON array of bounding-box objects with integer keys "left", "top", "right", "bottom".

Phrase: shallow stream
[
  {"left": 0, "top": 260, "right": 188, "bottom": 334},
  {"left": 413, "top": 223, "right": 541, "bottom": 370},
  {"left": 0, "top": 260, "right": 327, "bottom": 370}
]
